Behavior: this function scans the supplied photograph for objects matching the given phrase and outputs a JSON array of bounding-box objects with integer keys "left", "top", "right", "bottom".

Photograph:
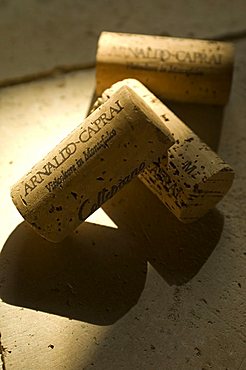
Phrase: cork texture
[
  {"left": 96, "top": 32, "right": 234, "bottom": 105},
  {"left": 11, "top": 85, "right": 174, "bottom": 242},
  {"left": 92, "top": 79, "right": 234, "bottom": 222}
]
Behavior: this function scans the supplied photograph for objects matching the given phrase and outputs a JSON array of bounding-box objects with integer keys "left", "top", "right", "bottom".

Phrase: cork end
[{"left": 178, "top": 166, "right": 235, "bottom": 223}]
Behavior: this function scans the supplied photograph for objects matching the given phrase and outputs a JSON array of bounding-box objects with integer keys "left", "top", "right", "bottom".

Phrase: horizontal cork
[
  {"left": 91, "top": 79, "right": 234, "bottom": 222},
  {"left": 11, "top": 86, "right": 174, "bottom": 242},
  {"left": 96, "top": 32, "right": 234, "bottom": 105}
]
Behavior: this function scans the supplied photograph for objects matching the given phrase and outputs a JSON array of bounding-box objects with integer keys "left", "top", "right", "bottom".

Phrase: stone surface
[{"left": 0, "top": 2, "right": 246, "bottom": 370}]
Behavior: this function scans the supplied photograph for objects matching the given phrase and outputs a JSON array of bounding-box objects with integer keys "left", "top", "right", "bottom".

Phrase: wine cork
[
  {"left": 11, "top": 86, "right": 174, "bottom": 242},
  {"left": 91, "top": 79, "right": 234, "bottom": 222},
  {"left": 96, "top": 32, "right": 234, "bottom": 105}
]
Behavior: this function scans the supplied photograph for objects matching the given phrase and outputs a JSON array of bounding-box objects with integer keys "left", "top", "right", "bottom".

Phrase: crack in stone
[
  {"left": 0, "top": 333, "right": 6, "bottom": 370},
  {"left": 0, "top": 61, "right": 95, "bottom": 89}
]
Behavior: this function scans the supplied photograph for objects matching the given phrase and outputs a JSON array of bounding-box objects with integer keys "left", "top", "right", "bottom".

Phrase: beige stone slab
[{"left": 0, "top": 39, "right": 246, "bottom": 370}]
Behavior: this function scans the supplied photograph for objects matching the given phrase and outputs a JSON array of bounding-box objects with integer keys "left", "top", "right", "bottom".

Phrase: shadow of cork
[
  {"left": 102, "top": 178, "right": 224, "bottom": 286},
  {"left": 0, "top": 219, "right": 147, "bottom": 325},
  {"left": 0, "top": 177, "right": 224, "bottom": 324}
]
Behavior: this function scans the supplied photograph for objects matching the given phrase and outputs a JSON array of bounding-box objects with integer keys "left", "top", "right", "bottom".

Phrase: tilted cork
[
  {"left": 91, "top": 79, "right": 234, "bottom": 222},
  {"left": 96, "top": 32, "right": 234, "bottom": 105},
  {"left": 11, "top": 86, "right": 174, "bottom": 242}
]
